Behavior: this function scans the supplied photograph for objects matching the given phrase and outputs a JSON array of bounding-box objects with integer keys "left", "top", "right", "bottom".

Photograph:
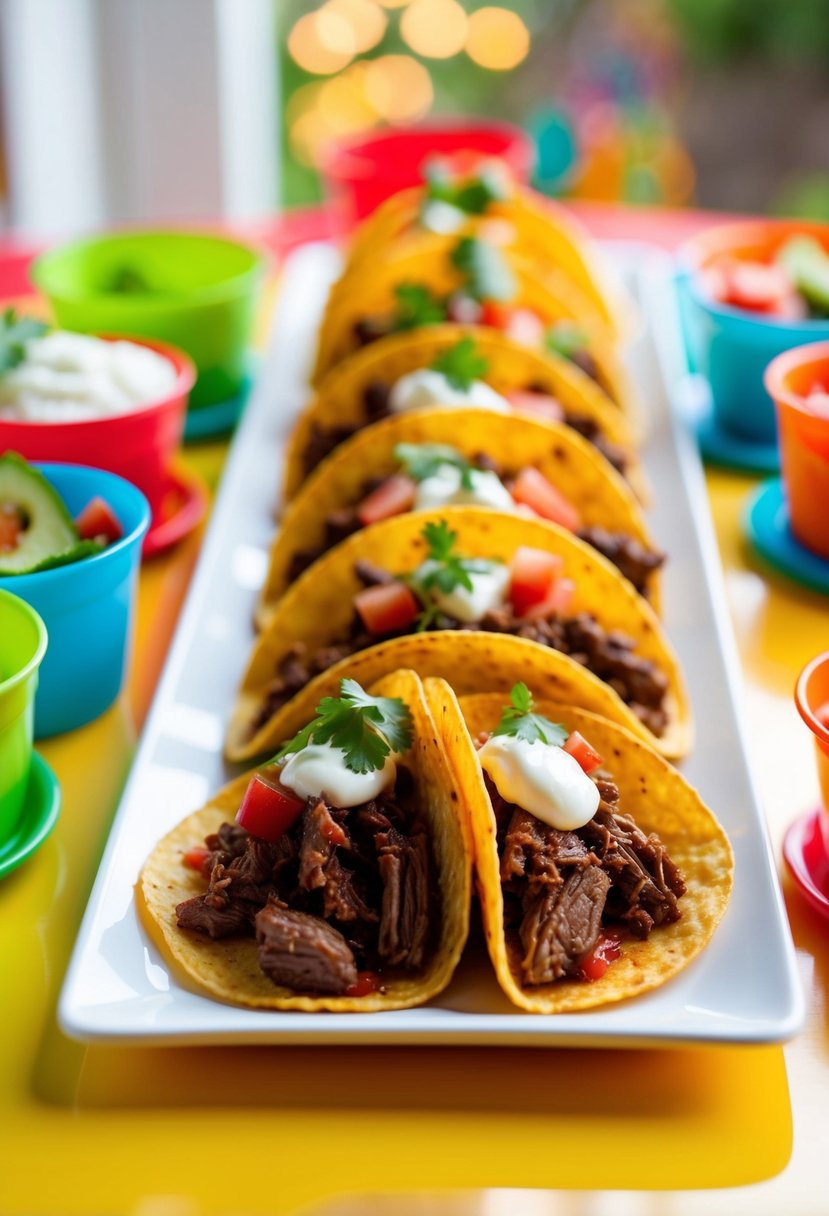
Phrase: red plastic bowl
[
  {"left": 321, "top": 118, "right": 536, "bottom": 228},
  {"left": 0, "top": 335, "right": 195, "bottom": 524}
]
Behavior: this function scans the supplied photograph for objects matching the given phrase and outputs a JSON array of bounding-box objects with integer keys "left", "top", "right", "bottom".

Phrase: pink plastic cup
[
  {"left": 321, "top": 118, "right": 536, "bottom": 230},
  {"left": 795, "top": 651, "right": 829, "bottom": 856},
  {"left": 0, "top": 335, "right": 195, "bottom": 526}
]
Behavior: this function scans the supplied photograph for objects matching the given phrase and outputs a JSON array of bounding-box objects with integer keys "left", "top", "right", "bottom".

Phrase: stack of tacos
[{"left": 139, "top": 163, "right": 733, "bottom": 1015}]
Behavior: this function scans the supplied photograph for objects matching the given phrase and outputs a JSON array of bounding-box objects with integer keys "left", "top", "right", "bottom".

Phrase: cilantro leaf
[
  {"left": 545, "top": 321, "right": 589, "bottom": 360},
  {"left": 273, "top": 678, "right": 414, "bottom": 775},
  {"left": 417, "top": 519, "right": 497, "bottom": 595},
  {"left": 423, "top": 159, "right": 507, "bottom": 215},
  {"left": 430, "top": 336, "right": 490, "bottom": 391},
  {"left": 0, "top": 309, "right": 49, "bottom": 375},
  {"left": 451, "top": 236, "right": 516, "bottom": 302},
  {"left": 492, "top": 682, "right": 568, "bottom": 747},
  {"left": 393, "top": 282, "right": 448, "bottom": 331},
  {"left": 394, "top": 442, "right": 475, "bottom": 485}
]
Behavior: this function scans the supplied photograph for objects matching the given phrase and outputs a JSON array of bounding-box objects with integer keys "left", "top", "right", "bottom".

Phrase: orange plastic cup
[
  {"left": 764, "top": 340, "right": 829, "bottom": 560},
  {"left": 795, "top": 651, "right": 829, "bottom": 855}
]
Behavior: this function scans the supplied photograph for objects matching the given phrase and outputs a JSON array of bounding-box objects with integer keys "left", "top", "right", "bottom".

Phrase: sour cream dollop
[
  {"left": 413, "top": 463, "right": 516, "bottom": 513},
  {"left": 478, "top": 734, "right": 600, "bottom": 831},
  {"left": 415, "top": 557, "right": 510, "bottom": 624},
  {"left": 0, "top": 331, "right": 178, "bottom": 423},
  {"left": 279, "top": 740, "right": 396, "bottom": 808},
  {"left": 389, "top": 369, "right": 510, "bottom": 415}
]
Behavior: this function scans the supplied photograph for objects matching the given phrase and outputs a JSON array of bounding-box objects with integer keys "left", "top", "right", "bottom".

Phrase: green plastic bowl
[
  {"left": 32, "top": 230, "right": 264, "bottom": 408},
  {"left": 0, "top": 589, "right": 47, "bottom": 845}
]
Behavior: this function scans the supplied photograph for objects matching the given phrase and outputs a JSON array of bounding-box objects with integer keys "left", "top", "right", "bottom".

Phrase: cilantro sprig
[
  {"left": 274, "top": 679, "right": 413, "bottom": 775},
  {"left": 492, "top": 683, "right": 568, "bottom": 747},
  {"left": 422, "top": 159, "right": 508, "bottom": 217},
  {"left": 411, "top": 519, "right": 498, "bottom": 629},
  {"left": 451, "top": 236, "right": 516, "bottom": 302},
  {"left": 545, "top": 321, "right": 589, "bottom": 360},
  {"left": 0, "top": 309, "right": 49, "bottom": 376},
  {"left": 394, "top": 442, "right": 476, "bottom": 490},
  {"left": 392, "top": 282, "right": 448, "bottom": 331},
  {"left": 430, "top": 336, "right": 489, "bottom": 391}
]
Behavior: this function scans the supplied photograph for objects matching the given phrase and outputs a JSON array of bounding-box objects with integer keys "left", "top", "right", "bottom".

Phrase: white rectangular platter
[{"left": 59, "top": 242, "right": 804, "bottom": 1046}]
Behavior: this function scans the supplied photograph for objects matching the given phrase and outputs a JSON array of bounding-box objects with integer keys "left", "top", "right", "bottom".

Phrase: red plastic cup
[
  {"left": 0, "top": 335, "right": 195, "bottom": 525},
  {"left": 795, "top": 651, "right": 829, "bottom": 855},
  {"left": 764, "top": 340, "right": 829, "bottom": 561},
  {"left": 321, "top": 118, "right": 536, "bottom": 230}
]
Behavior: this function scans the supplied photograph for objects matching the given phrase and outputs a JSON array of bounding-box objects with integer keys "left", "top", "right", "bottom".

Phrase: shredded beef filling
[
  {"left": 251, "top": 590, "right": 669, "bottom": 740},
  {"left": 301, "top": 381, "right": 628, "bottom": 482},
  {"left": 489, "top": 775, "right": 686, "bottom": 984},
  {"left": 175, "top": 776, "right": 435, "bottom": 996}
]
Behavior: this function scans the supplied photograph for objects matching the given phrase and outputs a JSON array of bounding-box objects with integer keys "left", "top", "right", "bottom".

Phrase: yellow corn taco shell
[
  {"left": 286, "top": 324, "right": 646, "bottom": 502},
  {"left": 261, "top": 407, "right": 662, "bottom": 632},
  {"left": 424, "top": 684, "right": 732, "bottom": 1014},
  {"left": 139, "top": 669, "right": 471, "bottom": 1013},
  {"left": 311, "top": 240, "right": 637, "bottom": 422},
  {"left": 341, "top": 185, "right": 634, "bottom": 343},
  {"left": 227, "top": 508, "right": 691, "bottom": 764}
]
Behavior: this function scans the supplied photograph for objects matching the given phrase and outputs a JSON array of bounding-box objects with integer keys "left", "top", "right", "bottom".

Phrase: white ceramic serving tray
[{"left": 59, "top": 242, "right": 804, "bottom": 1046}]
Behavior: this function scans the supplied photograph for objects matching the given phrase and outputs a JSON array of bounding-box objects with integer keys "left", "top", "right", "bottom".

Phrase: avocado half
[{"left": 0, "top": 452, "right": 102, "bottom": 575}]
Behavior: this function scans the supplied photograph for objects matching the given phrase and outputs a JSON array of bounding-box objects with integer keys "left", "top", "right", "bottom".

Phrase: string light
[
  {"left": 287, "top": 11, "right": 354, "bottom": 75},
  {"left": 364, "top": 54, "right": 433, "bottom": 121},
  {"left": 400, "top": 0, "right": 468, "bottom": 59},
  {"left": 466, "top": 6, "right": 530, "bottom": 71},
  {"left": 322, "top": 0, "right": 388, "bottom": 54}
]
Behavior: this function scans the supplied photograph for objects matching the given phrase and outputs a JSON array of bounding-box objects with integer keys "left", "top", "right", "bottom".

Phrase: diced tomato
[
  {"left": 480, "top": 299, "right": 510, "bottom": 329},
  {"left": 356, "top": 474, "right": 417, "bottom": 527},
  {"left": 563, "top": 730, "right": 603, "bottom": 774},
  {"left": 506, "top": 390, "right": 564, "bottom": 424},
  {"left": 508, "top": 546, "right": 563, "bottom": 617},
  {"left": 446, "top": 293, "right": 482, "bottom": 324},
  {"left": 354, "top": 580, "right": 419, "bottom": 635},
  {"left": 0, "top": 505, "right": 23, "bottom": 553},
  {"left": 183, "top": 845, "right": 210, "bottom": 872},
  {"left": 577, "top": 932, "right": 621, "bottom": 982},
  {"left": 75, "top": 496, "right": 123, "bottom": 544},
  {"left": 235, "top": 773, "right": 304, "bottom": 843},
  {"left": 704, "top": 257, "right": 796, "bottom": 315},
  {"left": 345, "top": 971, "right": 381, "bottom": 997},
  {"left": 510, "top": 467, "right": 581, "bottom": 531},
  {"left": 504, "top": 307, "right": 545, "bottom": 347},
  {"left": 523, "top": 576, "right": 576, "bottom": 620}
]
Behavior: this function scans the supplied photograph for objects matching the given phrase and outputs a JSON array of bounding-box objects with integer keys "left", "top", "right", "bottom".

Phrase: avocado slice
[
  {"left": 777, "top": 236, "right": 829, "bottom": 316},
  {"left": 0, "top": 452, "right": 102, "bottom": 575}
]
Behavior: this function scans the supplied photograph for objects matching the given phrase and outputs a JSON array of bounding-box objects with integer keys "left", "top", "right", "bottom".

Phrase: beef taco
[
  {"left": 311, "top": 233, "right": 637, "bottom": 423},
  {"left": 338, "top": 164, "right": 632, "bottom": 343},
  {"left": 424, "top": 681, "right": 732, "bottom": 1013},
  {"left": 139, "top": 670, "right": 471, "bottom": 1011},
  {"left": 227, "top": 509, "right": 690, "bottom": 764},
  {"left": 261, "top": 406, "right": 664, "bottom": 630},
  {"left": 286, "top": 326, "right": 645, "bottom": 501}
]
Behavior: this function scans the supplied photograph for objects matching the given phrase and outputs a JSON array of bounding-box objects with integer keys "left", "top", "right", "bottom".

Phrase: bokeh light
[
  {"left": 364, "top": 54, "right": 434, "bottom": 122},
  {"left": 400, "top": 0, "right": 468, "bottom": 59},
  {"left": 323, "top": 0, "right": 388, "bottom": 54},
  {"left": 287, "top": 11, "right": 354, "bottom": 75},
  {"left": 466, "top": 6, "right": 530, "bottom": 71},
  {"left": 376, "top": 0, "right": 412, "bottom": 7}
]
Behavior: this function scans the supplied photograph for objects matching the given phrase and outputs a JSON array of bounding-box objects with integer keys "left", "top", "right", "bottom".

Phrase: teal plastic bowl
[
  {"left": 32, "top": 230, "right": 264, "bottom": 408},
  {"left": 0, "top": 464, "right": 150, "bottom": 738}
]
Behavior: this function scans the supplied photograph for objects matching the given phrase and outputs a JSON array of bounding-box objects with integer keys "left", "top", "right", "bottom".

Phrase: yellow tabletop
[{"left": 0, "top": 428, "right": 827, "bottom": 1213}]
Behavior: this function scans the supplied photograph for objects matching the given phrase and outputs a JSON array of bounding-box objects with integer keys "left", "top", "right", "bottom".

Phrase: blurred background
[{"left": 2, "top": 0, "right": 829, "bottom": 237}]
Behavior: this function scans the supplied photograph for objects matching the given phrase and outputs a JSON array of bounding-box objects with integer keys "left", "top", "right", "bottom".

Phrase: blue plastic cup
[
  {"left": 677, "top": 220, "right": 829, "bottom": 445},
  {"left": 0, "top": 464, "right": 150, "bottom": 737}
]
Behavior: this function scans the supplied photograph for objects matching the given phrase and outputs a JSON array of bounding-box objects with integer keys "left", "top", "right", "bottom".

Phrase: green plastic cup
[
  {"left": 0, "top": 589, "right": 47, "bottom": 844},
  {"left": 32, "top": 230, "right": 264, "bottom": 408}
]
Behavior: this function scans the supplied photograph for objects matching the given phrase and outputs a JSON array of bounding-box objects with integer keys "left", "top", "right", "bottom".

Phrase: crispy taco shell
[
  {"left": 139, "top": 670, "right": 471, "bottom": 1012},
  {"left": 286, "top": 325, "right": 646, "bottom": 501},
  {"left": 311, "top": 240, "right": 637, "bottom": 422},
  {"left": 425, "top": 684, "right": 732, "bottom": 1014},
  {"left": 341, "top": 185, "right": 634, "bottom": 343},
  {"left": 262, "top": 407, "right": 661, "bottom": 630},
  {"left": 227, "top": 508, "right": 691, "bottom": 764}
]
